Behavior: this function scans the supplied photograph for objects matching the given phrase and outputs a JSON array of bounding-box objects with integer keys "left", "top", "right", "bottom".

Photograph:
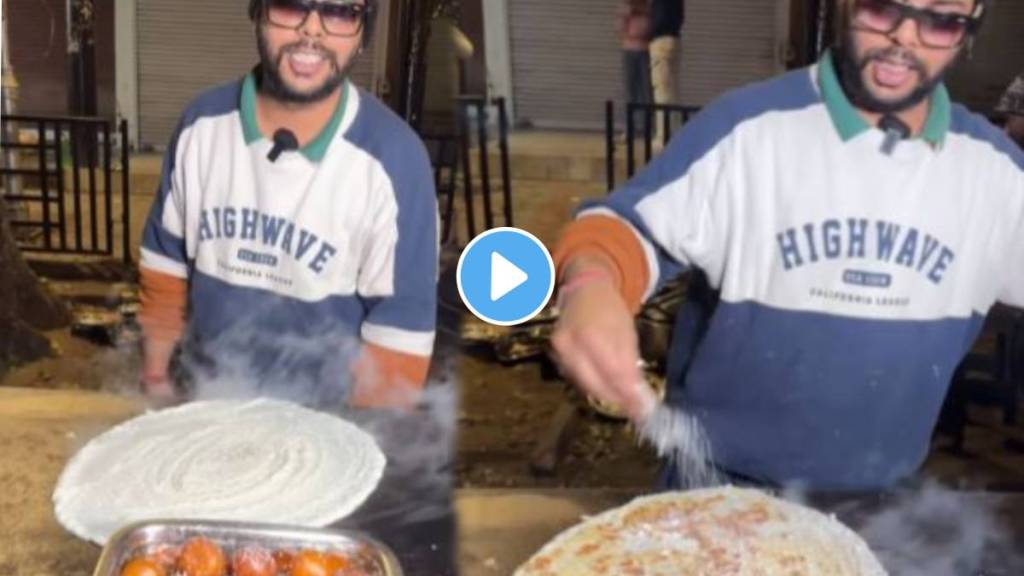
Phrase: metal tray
[{"left": 93, "top": 519, "right": 403, "bottom": 576}]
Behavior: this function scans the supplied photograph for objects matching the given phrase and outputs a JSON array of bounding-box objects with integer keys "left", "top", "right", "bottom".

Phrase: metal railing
[
  {"left": 605, "top": 101, "right": 700, "bottom": 192},
  {"left": 0, "top": 115, "right": 131, "bottom": 264},
  {"left": 455, "top": 95, "right": 512, "bottom": 240}
]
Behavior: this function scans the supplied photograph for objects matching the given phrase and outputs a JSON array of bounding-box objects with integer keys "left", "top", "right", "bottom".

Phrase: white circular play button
[{"left": 456, "top": 227, "right": 555, "bottom": 326}]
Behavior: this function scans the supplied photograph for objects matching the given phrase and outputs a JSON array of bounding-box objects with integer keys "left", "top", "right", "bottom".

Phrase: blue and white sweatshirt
[{"left": 139, "top": 74, "right": 438, "bottom": 393}]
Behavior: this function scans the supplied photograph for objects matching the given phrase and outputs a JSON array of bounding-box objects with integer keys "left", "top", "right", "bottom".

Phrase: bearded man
[{"left": 551, "top": 0, "right": 1024, "bottom": 491}]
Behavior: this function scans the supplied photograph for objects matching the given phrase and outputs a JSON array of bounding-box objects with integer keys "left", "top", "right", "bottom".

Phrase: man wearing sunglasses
[
  {"left": 137, "top": 0, "right": 439, "bottom": 409},
  {"left": 551, "top": 0, "right": 1024, "bottom": 491}
]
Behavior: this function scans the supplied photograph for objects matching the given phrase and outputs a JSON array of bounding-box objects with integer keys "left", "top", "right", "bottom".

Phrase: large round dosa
[
  {"left": 516, "top": 486, "right": 887, "bottom": 576},
  {"left": 53, "top": 398, "right": 385, "bottom": 544}
]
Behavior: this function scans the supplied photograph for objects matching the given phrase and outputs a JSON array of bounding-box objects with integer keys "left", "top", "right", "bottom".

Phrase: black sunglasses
[
  {"left": 262, "top": 0, "right": 370, "bottom": 38},
  {"left": 851, "top": 0, "right": 983, "bottom": 49}
]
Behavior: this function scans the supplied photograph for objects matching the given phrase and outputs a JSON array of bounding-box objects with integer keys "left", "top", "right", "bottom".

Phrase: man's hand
[
  {"left": 139, "top": 372, "right": 180, "bottom": 407},
  {"left": 550, "top": 257, "right": 651, "bottom": 420},
  {"left": 140, "top": 337, "right": 181, "bottom": 406}
]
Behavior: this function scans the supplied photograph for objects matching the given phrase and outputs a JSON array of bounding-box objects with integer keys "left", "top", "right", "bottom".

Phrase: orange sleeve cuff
[
  {"left": 350, "top": 344, "right": 431, "bottom": 409},
  {"left": 552, "top": 215, "right": 651, "bottom": 313},
  {"left": 138, "top": 266, "right": 188, "bottom": 343}
]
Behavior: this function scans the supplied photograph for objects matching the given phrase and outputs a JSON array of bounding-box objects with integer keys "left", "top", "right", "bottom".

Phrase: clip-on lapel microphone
[
  {"left": 878, "top": 115, "right": 910, "bottom": 156},
  {"left": 267, "top": 129, "right": 299, "bottom": 162}
]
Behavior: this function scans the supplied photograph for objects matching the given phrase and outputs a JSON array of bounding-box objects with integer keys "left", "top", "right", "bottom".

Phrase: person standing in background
[
  {"left": 620, "top": 0, "right": 653, "bottom": 110},
  {"left": 996, "top": 72, "right": 1024, "bottom": 147},
  {"left": 648, "top": 0, "right": 684, "bottom": 142}
]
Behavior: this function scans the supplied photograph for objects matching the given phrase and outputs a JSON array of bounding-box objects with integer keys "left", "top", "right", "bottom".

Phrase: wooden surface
[{"left": 0, "top": 387, "right": 143, "bottom": 576}]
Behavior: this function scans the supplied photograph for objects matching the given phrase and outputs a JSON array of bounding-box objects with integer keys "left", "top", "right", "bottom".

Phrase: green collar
[
  {"left": 818, "top": 50, "right": 950, "bottom": 147},
  {"left": 239, "top": 72, "right": 350, "bottom": 162}
]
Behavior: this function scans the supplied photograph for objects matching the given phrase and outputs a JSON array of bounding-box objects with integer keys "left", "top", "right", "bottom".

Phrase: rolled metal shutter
[
  {"left": 137, "top": 0, "right": 376, "bottom": 148},
  {"left": 507, "top": 0, "right": 781, "bottom": 129},
  {"left": 678, "top": 0, "right": 779, "bottom": 106},
  {"left": 508, "top": 0, "right": 620, "bottom": 130}
]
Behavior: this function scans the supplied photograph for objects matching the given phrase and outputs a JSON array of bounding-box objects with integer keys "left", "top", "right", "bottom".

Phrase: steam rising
[
  {"left": 104, "top": 311, "right": 456, "bottom": 532},
  {"left": 781, "top": 481, "right": 1023, "bottom": 576},
  {"left": 88, "top": 312, "right": 1023, "bottom": 573},
  {"left": 180, "top": 318, "right": 363, "bottom": 407},
  {"left": 856, "top": 483, "right": 1023, "bottom": 576},
  {"left": 138, "top": 312, "right": 458, "bottom": 529}
]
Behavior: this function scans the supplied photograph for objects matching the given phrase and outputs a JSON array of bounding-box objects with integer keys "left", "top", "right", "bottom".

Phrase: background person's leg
[
  {"left": 623, "top": 51, "right": 638, "bottom": 105},
  {"left": 638, "top": 50, "right": 653, "bottom": 105},
  {"left": 649, "top": 37, "right": 679, "bottom": 144},
  {"left": 624, "top": 50, "right": 653, "bottom": 136},
  {"left": 638, "top": 50, "right": 654, "bottom": 137}
]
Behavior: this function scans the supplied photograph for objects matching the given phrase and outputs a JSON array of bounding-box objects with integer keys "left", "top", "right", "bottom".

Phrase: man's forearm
[
  {"left": 350, "top": 343, "right": 432, "bottom": 409},
  {"left": 142, "top": 336, "right": 179, "bottom": 381},
  {"left": 553, "top": 215, "right": 652, "bottom": 313},
  {"left": 138, "top": 265, "right": 188, "bottom": 384},
  {"left": 562, "top": 252, "right": 618, "bottom": 282}
]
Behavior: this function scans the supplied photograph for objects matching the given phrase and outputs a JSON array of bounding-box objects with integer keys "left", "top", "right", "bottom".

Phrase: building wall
[
  {"left": 6, "top": 0, "right": 116, "bottom": 118},
  {"left": 6, "top": 0, "right": 68, "bottom": 115},
  {"left": 94, "top": 0, "right": 116, "bottom": 118}
]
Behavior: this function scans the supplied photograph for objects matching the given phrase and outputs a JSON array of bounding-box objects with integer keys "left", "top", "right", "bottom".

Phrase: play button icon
[
  {"left": 457, "top": 227, "right": 555, "bottom": 326},
  {"left": 490, "top": 252, "right": 528, "bottom": 302}
]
